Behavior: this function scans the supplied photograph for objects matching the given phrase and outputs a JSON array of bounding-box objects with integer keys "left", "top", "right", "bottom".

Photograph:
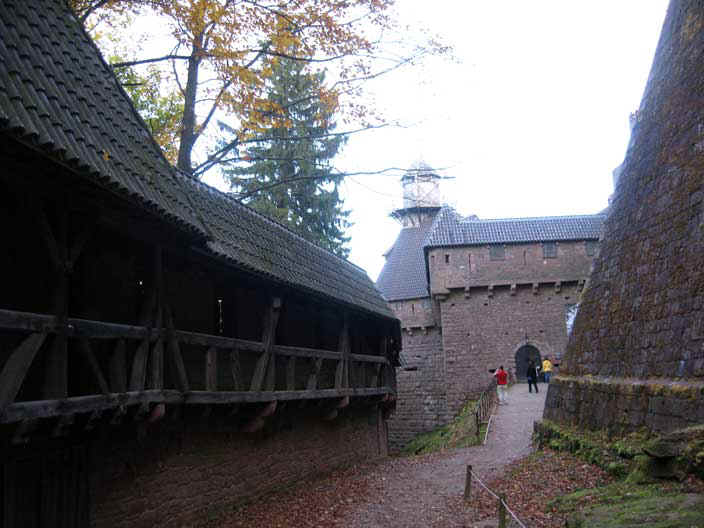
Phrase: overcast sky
[{"left": 331, "top": 1, "right": 669, "bottom": 281}]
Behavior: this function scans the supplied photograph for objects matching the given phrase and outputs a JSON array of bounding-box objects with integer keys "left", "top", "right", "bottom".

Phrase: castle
[{"left": 376, "top": 163, "right": 605, "bottom": 448}]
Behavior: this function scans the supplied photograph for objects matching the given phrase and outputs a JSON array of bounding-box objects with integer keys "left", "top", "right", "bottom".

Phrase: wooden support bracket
[{"left": 241, "top": 400, "right": 277, "bottom": 433}]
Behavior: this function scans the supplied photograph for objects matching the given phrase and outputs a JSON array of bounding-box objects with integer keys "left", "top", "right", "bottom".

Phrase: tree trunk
[{"left": 177, "top": 35, "right": 202, "bottom": 174}]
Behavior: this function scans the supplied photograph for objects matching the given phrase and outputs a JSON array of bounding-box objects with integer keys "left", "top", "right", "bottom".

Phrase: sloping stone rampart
[{"left": 545, "top": 0, "right": 704, "bottom": 432}]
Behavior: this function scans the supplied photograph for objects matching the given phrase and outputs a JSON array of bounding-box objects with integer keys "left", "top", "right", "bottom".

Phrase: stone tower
[
  {"left": 544, "top": 0, "right": 704, "bottom": 434},
  {"left": 391, "top": 162, "right": 444, "bottom": 227}
]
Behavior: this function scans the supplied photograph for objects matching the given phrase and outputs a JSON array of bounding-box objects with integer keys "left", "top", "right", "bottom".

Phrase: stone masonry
[
  {"left": 378, "top": 177, "right": 604, "bottom": 450},
  {"left": 91, "top": 408, "right": 387, "bottom": 528},
  {"left": 544, "top": 0, "right": 704, "bottom": 434}
]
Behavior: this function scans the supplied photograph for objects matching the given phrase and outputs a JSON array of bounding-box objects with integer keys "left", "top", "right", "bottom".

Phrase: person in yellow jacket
[{"left": 542, "top": 357, "right": 553, "bottom": 383}]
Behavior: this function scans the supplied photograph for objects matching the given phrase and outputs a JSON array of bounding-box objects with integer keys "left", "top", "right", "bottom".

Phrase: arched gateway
[{"left": 515, "top": 344, "right": 541, "bottom": 381}]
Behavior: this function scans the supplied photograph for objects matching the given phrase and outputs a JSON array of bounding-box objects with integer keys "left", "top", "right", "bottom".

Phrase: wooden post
[
  {"left": 475, "top": 409, "right": 480, "bottom": 442},
  {"left": 285, "top": 356, "right": 296, "bottom": 390},
  {"left": 109, "top": 339, "right": 127, "bottom": 393},
  {"left": 250, "top": 297, "right": 281, "bottom": 392},
  {"left": 464, "top": 465, "right": 472, "bottom": 501},
  {"left": 334, "top": 315, "right": 349, "bottom": 389},
  {"left": 230, "top": 348, "right": 242, "bottom": 390},
  {"left": 43, "top": 206, "right": 69, "bottom": 399},
  {"left": 150, "top": 246, "right": 164, "bottom": 390},
  {"left": 164, "top": 304, "right": 189, "bottom": 392},
  {"left": 205, "top": 346, "right": 217, "bottom": 391},
  {"left": 498, "top": 493, "right": 507, "bottom": 528}
]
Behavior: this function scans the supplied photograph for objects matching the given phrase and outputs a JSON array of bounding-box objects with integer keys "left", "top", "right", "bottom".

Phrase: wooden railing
[
  {"left": 0, "top": 308, "right": 394, "bottom": 425},
  {"left": 474, "top": 379, "right": 497, "bottom": 442}
]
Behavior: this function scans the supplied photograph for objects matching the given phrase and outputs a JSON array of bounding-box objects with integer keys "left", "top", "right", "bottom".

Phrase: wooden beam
[
  {"left": 0, "top": 390, "right": 183, "bottom": 423},
  {"left": 250, "top": 297, "right": 281, "bottom": 392},
  {"left": 109, "top": 339, "right": 127, "bottom": 393},
  {"left": 334, "top": 316, "right": 350, "bottom": 389},
  {"left": 164, "top": 304, "right": 189, "bottom": 392},
  {"left": 78, "top": 339, "right": 109, "bottom": 395},
  {"left": 0, "top": 332, "right": 47, "bottom": 413},
  {"left": 0, "top": 309, "right": 387, "bottom": 363},
  {"left": 129, "top": 287, "right": 157, "bottom": 391},
  {"left": 184, "top": 387, "right": 391, "bottom": 404}
]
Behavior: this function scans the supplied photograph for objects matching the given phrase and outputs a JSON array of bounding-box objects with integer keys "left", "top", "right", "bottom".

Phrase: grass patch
[
  {"left": 554, "top": 481, "right": 704, "bottom": 527},
  {"left": 401, "top": 400, "right": 482, "bottom": 456}
]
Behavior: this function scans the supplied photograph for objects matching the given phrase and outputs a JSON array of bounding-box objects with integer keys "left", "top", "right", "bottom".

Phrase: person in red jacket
[{"left": 493, "top": 365, "right": 508, "bottom": 405}]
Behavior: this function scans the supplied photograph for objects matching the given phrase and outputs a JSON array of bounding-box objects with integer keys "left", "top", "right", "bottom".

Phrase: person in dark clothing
[{"left": 527, "top": 360, "right": 539, "bottom": 393}]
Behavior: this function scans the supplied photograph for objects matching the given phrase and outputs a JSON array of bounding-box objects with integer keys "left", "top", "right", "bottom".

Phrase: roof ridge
[
  {"left": 462, "top": 213, "right": 606, "bottom": 223},
  {"left": 190, "top": 178, "right": 365, "bottom": 273}
]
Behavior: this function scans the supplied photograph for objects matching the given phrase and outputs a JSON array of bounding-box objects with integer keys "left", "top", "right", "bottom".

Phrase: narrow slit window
[{"left": 445, "top": 254, "right": 450, "bottom": 264}]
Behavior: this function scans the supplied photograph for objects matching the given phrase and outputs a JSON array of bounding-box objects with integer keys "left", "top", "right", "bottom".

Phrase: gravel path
[
  {"left": 222, "top": 383, "right": 547, "bottom": 528},
  {"left": 336, "top": 383, "right": 547, "bottom": 527}
]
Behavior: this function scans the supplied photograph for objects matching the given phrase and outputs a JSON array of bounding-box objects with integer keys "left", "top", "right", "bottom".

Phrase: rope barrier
[{"left": 466, "top": 467, "right": 527, "bottom": 528}]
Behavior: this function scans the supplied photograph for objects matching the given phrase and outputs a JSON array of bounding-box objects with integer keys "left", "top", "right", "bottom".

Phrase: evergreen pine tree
[{"left": 224, "top": 57, "right": 351, "bottom": 258}]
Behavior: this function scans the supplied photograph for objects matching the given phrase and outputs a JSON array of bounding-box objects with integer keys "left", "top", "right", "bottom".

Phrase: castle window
[
  {"left": 445, "top": 254, "right": 450, "bottom": 264},
  {"left": 585, "top": 240, "right": 599, "bottom": 256},
  {"left": 489, "top": 245, "right": 505, "bottom": 261},
  {"left": 543, "top": 242, "right": 557, "bottom": 258}
]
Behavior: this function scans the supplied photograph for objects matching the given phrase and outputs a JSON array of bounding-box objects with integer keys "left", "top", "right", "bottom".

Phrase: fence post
[
  {"left": 475, "top": 409, "right": 480, "bottom": 442},
  {"left": 464, "top": 465, "right": 472, "bottom": 501},
  {"left": 498, "top": 493, "right": 507, "bottom": 528}
]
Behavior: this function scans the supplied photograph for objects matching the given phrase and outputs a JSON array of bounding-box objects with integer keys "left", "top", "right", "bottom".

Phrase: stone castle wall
[
  {"left": 91, "top": 408, "right": 387, "bottom": 527},
  {"left": 439, "top": 282, "right": 580, "bottom": 415},
  {"left": 429, "top": 240, "right": 595, "bottom": 294},
  {"left": 388, "top": 327, "right": 447, "bottom": 450},
  {"left": 544, "top": 0, "right": 704, "bottom": 434}
]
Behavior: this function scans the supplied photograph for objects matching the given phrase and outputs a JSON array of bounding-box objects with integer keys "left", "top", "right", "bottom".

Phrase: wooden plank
[
  {"left": 185, "top": 387, "right": 391, "bottom": 404},
  {"left": 0, "top": 390, "right": 183, "bottom": 423},
  {"left": 78, "top": 339, "right": 109, "bottom": 395},
  {"left": 175, "top": 330, "right": 263, "bottom": 352},
  {"left": 205, "top": 346, "right": 217, "bottom": 391},
  {"left": 0, "top": 332, "right": 47, "bottom": 413},
  {"left": 349, "top": 353, "right": 388, "bottom": 364},
  {"left": 274, "top": 344, "right": 341, "bottom": 361},
  {"left": 285, "top": 356, "right": 296, "bottom": 391},
  {"left": 109, "top": 339, "right": 127, "bottom": 393},
  {"left": 230, "top": 348, "right": 242, "bottom": 391},
  {"left": 66, "top": 221, "right": 96, "bottom": 270},
  {"left": 250, "top": 297, "right": 281, "bottom": 392}
]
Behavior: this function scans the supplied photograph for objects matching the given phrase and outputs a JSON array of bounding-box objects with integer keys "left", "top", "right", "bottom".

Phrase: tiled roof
[
  {"left": 187, "top": 180, "right": 394, "bottom": 317},
  {"left": 0, "top": 0, "right": 394, "bottom": 320},
  {"left": 0, "top": 0, "right": 206, "bottom": 236},
  {"left": 376, "top": 217, "right": 438, "bottom": 302},
  {"left": 425, "top": 207, "right": 605, "bottom": 247}
]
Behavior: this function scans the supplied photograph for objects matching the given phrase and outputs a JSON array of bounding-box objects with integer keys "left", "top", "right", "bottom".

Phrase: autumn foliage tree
[{"left": 73, "top": 0, "right": 441, "bottom": 177}]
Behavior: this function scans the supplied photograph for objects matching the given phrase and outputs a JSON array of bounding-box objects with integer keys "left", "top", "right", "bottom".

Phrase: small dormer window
[
  {"left": 543, "top": 242, "right": 557, "bottom": 258},
  {"left": 489, "top": 245, "right": 505, "bottom": 261}
]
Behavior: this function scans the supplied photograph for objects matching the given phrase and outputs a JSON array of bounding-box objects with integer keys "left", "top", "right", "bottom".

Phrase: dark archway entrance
[{"left": 515, "top": 345, "right": 541, "bottom": 381}]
